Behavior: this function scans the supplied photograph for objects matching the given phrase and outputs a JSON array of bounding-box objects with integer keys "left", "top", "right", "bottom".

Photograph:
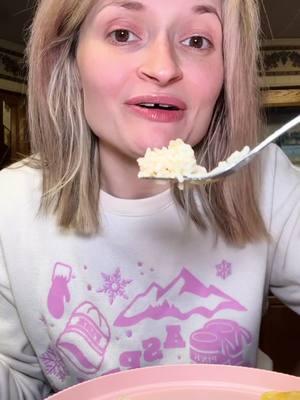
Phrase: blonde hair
[
  {"left": 27, "top": 0, "right": 100, "bottom": 232},
  {"left": 175, "top": 0, "right": 269, "bottom": 244},
  {"left": 27, "top": 0, "right": 268, "bottom": 244}
]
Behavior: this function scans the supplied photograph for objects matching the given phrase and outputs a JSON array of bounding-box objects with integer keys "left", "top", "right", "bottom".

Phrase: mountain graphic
[{"left": 114, "top": 268, "right": 246, "bottom": 327}]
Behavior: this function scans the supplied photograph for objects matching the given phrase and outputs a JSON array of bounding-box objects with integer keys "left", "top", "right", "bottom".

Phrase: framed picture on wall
[
  {"left": 261, "top": 39, "right": 300, "bottom": 89},
  {"left": 261, "top": 39, "right": 300, "bottom": 165}
]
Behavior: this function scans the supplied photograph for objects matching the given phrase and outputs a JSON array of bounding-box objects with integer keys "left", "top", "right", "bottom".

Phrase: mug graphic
[{"left": 190, "top": 319, "right": 252, "bottom": 365}]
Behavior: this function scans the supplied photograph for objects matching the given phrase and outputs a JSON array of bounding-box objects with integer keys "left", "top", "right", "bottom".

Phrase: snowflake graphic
[
  {"left": 216, "top": 260, "right": 232, "bottom": 280},
  {"left": 97, "top": 267, "right": 132, "bottom": 304},
  {"left": 40, "top": 346, "right": 68, "bottom": 382}
]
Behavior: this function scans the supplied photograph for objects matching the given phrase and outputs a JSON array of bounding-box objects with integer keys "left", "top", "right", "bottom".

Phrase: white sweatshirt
[{"left": 0, "top": 144, "right": 300, "bottom": 399}]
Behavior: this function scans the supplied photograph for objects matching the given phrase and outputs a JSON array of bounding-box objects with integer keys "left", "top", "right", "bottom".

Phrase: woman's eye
[
  {"left": 108, "top": 29, "right": 139, "bottom": 44},
  {"left": 181, "top": 36, "right": 211, "bottom": 49}
]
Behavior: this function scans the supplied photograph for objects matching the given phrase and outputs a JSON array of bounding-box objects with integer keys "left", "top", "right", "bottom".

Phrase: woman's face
[{"left": 76, "top": 0, "right": 223, "bottom": 167}]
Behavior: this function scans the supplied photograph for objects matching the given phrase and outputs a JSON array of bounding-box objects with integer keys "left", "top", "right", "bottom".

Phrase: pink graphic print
[
  {"left": 216, "top": 260, "right": 232, "bottom": 280},
  {"left": 40, "top": 346, "right": 69, "bottom": 382},
  {"left": 47, "top": 263, "right": 72, "bottom": 319},
  {"left": 190, "top": 319, "right": 252, "bottom": 366},
  {"left": 114, "top": 268, "right": 246, "bottom": 327},
  {"left": 56, "top": 302, "right": 111, "bottom": 375},
  {"left": 97, "top": 267, "right": 132, "bottom": 304}
]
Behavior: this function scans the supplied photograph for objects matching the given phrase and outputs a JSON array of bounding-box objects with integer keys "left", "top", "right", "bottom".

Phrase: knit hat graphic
[{"left": 57, "top": 302, "right": 111, "bottom": 374}]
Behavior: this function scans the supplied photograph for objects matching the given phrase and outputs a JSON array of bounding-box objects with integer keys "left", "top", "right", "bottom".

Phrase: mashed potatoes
[
  {"left": 137, "top": 139, "right": 207, "bottom": 183},
  {"left": 209, "top": 146, "right": 250, "bottom": 175},
  {"left": 137, "top": 138, "right": 250, "bottom": 186}
]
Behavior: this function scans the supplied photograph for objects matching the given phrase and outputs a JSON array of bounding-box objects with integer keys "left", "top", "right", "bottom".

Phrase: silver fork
[{"left": 143, "top": 114, "right": 300, "bottom": 184}]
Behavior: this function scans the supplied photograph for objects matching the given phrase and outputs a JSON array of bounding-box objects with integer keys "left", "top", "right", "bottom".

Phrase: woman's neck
[{"left": 99, "top": 144, "right": 169, "bottom": 199}]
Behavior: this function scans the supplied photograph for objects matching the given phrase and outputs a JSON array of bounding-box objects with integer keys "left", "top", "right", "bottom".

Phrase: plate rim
[{"left": 47, "top": 363, "right": 300, "bottom": 399}]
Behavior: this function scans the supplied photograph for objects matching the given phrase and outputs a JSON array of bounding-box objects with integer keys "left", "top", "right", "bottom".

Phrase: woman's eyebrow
[
  {"left": 93, "top": 0, "right": 221, "bottom": 26},
  {"left": 192, "top": 5, "right": 221, "bottom": 23},
  {"left": 99, "top": 1, "right": 145, "bottom": 12}
]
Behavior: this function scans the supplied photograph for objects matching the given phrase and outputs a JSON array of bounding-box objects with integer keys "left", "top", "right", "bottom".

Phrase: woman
[{"left": 0, "top": 0, "right": 299, "bottom": 398}]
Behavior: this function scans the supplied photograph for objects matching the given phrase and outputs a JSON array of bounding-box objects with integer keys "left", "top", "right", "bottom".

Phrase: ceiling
[{"left": 0, "top": 0, "right": 299, "bottom": 46}]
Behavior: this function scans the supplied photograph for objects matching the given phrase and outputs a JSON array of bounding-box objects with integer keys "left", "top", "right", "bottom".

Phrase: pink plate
[{"left": 46, "top": 364, "right": 300, "bottom": 400}]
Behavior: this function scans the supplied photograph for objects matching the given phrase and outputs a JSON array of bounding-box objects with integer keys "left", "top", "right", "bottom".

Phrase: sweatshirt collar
[{"left": 100, "top": 188, "right": 173, "bottom": 216}]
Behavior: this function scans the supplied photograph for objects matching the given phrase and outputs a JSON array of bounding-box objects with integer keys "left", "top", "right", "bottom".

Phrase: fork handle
[{"left": 254, "top": 115, "right": 300, "bottom": 154}]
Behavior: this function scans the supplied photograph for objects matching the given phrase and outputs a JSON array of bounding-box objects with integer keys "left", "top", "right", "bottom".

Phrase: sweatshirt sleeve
[
  {"left": 0, "top": 239, "right": 53, "bottom": 400},
  {"left": 266, "top": 146, "right": 300, "bottom": 315}
]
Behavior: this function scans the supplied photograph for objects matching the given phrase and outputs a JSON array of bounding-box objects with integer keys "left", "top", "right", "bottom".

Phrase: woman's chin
[{"left": 135, "top": 135, "right": 181, "bottom": 155}]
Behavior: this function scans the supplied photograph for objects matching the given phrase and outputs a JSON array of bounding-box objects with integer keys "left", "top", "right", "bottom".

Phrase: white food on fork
[
  {"left": 137, "top": 115, "right": 300, "bottom": 188},
  {"left": 137, "top": 138, "right": 249, "bottom": 188},
  {"left": 137, "top": 139, "right": 208, "bottom": 183}
]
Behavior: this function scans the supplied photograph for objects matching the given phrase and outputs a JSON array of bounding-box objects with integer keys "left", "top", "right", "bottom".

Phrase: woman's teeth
[{"left": 138, "top": 103, "right": 179, "bottom": 110}]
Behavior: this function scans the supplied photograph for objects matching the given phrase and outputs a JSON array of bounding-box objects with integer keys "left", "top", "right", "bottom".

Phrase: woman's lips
[
  {"left": 125, "top": 95, "right": 186, "bottom": 123},
  {"left": 126, "top": 104, "right": 185, "bottom": 122}
]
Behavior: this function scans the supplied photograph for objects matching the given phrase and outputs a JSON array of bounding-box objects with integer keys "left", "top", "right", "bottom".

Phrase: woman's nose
[{"left": 137, "top": 38, "right": 183, "bottom": 86}]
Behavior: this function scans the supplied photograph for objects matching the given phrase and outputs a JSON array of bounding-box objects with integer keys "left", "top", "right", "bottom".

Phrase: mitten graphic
[{"left": 47, "top": 263, "right": 72, "bottom": 319}]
